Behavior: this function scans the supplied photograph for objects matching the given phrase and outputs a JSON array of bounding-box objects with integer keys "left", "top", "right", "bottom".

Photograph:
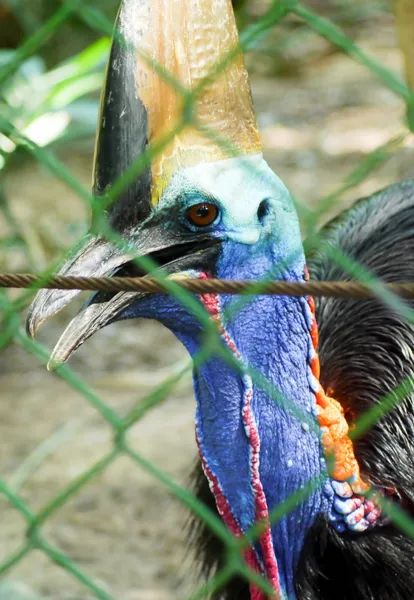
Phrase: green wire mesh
[{"left": 1, "top": 1, "right": 414, "bottom": 598}]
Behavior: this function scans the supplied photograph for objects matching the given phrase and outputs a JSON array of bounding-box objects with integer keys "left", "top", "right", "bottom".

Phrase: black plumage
[{"left": 190, "top": 180, "right": 414, "bottom": 599}]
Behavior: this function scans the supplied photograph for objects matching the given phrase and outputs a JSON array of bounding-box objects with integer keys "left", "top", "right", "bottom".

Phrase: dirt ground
[{"left": 1, "top": 14, "right": 414, "bottom": 600}]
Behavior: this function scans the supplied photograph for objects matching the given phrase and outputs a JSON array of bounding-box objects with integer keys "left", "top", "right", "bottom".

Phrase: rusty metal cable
[{"left": 2, "top": 272, "right": 414, "bottom": 298}]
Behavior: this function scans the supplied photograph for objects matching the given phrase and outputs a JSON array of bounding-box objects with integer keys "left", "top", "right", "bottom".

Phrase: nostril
[{"left": 257, "top": 199, "right": 270, "bottom": 223}]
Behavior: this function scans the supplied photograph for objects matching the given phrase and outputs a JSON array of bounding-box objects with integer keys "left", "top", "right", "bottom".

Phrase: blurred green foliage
[{"left": 0, "top": 38, "right": 109, "bottom": 171}]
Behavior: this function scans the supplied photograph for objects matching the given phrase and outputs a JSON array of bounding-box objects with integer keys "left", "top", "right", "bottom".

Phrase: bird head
[
  {"left": 27, "top": 1, "right": 310, "bottom": 597},
  {"left": 27, "top": 0, "right": 303, "bottom": 363}
]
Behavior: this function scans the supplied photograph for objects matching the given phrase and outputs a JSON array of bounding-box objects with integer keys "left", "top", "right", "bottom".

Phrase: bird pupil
[{"left": 196, "top": 205, "right": 210, "bottom": 218}]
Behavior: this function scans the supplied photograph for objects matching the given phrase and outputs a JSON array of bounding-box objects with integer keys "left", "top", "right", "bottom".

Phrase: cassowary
[{"left": 26, "top": 1, "right": 414, "bottom": 598}]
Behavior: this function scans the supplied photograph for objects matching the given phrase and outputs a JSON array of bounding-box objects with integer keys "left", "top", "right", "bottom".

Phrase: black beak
[{"left": 26, "top": 215, "right": 220, "bottom": 370}]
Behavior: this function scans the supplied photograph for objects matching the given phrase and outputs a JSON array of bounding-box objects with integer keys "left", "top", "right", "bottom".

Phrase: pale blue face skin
[{"left": 157, "top": 153, "right": 303, "bottom": 259}]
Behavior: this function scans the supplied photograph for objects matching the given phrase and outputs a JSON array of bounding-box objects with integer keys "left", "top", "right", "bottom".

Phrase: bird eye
[{"left": 186, "top": 203, "right": 219, "bottom": 227}]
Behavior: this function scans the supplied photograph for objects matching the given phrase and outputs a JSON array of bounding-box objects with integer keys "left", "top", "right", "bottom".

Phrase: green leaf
[{"left": 42, "top": 37, "right": 110, "bottom": 88}]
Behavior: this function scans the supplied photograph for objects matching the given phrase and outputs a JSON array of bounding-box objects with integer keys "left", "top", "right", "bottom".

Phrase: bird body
[{"left": 26, "top": 1, "right": 414, "bottom": 598}]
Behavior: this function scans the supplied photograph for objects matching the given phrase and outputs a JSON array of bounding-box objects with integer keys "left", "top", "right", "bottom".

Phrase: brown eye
[{"left": 186, "top": 203, "right": 219, "bottom": 227}]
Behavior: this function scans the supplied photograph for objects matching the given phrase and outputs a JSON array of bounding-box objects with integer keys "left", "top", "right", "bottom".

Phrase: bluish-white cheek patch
[
  {"left": 225, "top": 228, "right": 261, "bottom": 244},
  {"left": 155, "top": 154, "right": 300, "bottom": 248}
]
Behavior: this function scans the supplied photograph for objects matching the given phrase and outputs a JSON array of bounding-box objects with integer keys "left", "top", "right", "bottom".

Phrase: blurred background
[{"left": 1, "top": 0, "right": 414, "bottom": 598}]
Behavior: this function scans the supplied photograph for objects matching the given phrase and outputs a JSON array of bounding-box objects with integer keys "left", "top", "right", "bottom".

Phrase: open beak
[
  {"left": 26, "top": 217, "right": 221, "bottom": 370},
  {"left": 25, "top": 0, "right": 259, "bottom": 371}
]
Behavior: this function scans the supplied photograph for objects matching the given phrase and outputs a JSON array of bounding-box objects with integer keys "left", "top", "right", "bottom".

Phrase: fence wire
[{"left": 1, "top": 1, "right": 414, "bottom": 599}]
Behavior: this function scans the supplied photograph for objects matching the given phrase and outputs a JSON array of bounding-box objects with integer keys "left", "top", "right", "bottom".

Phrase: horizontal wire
[{"left": 1, "top": 272, "right": 414, "bottom": 298}]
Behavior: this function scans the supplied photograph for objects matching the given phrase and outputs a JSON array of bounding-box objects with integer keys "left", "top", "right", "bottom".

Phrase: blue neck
[
  {"left": 192, "top": 244, "right": 329, "bottom": 597},
  {"left": 120, "top": 240, "right": 331, "bottom": 597}
]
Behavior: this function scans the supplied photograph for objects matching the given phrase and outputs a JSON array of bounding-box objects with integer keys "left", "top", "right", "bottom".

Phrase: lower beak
[{"left": 26, "top": 227, "right": 220, "bottom": 370}]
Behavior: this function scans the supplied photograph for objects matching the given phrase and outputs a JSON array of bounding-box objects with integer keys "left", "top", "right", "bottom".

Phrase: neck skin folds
[
  {"left": 119, "top": 232, "right": 377, "bottom": 598},
  {"left": 191, "top": 243, "right": 329, "bottom": 599}
]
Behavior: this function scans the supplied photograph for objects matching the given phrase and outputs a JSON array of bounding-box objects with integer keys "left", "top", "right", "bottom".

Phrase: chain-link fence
[{"left": 1, "top": 0, "right": 414, "bottom": 598}]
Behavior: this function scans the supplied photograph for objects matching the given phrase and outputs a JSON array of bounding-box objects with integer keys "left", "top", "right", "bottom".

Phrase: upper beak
[{"left": 26, "top": 217, "right": 220, "bottom": 370}]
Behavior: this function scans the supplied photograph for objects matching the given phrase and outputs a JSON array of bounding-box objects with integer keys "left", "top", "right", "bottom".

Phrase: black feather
[
  {"left": 297, "top": 180, "right": 414, "bottom": 599},
  {"left": 296, "top": 519, "right": 414, "bottom": 600}
]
